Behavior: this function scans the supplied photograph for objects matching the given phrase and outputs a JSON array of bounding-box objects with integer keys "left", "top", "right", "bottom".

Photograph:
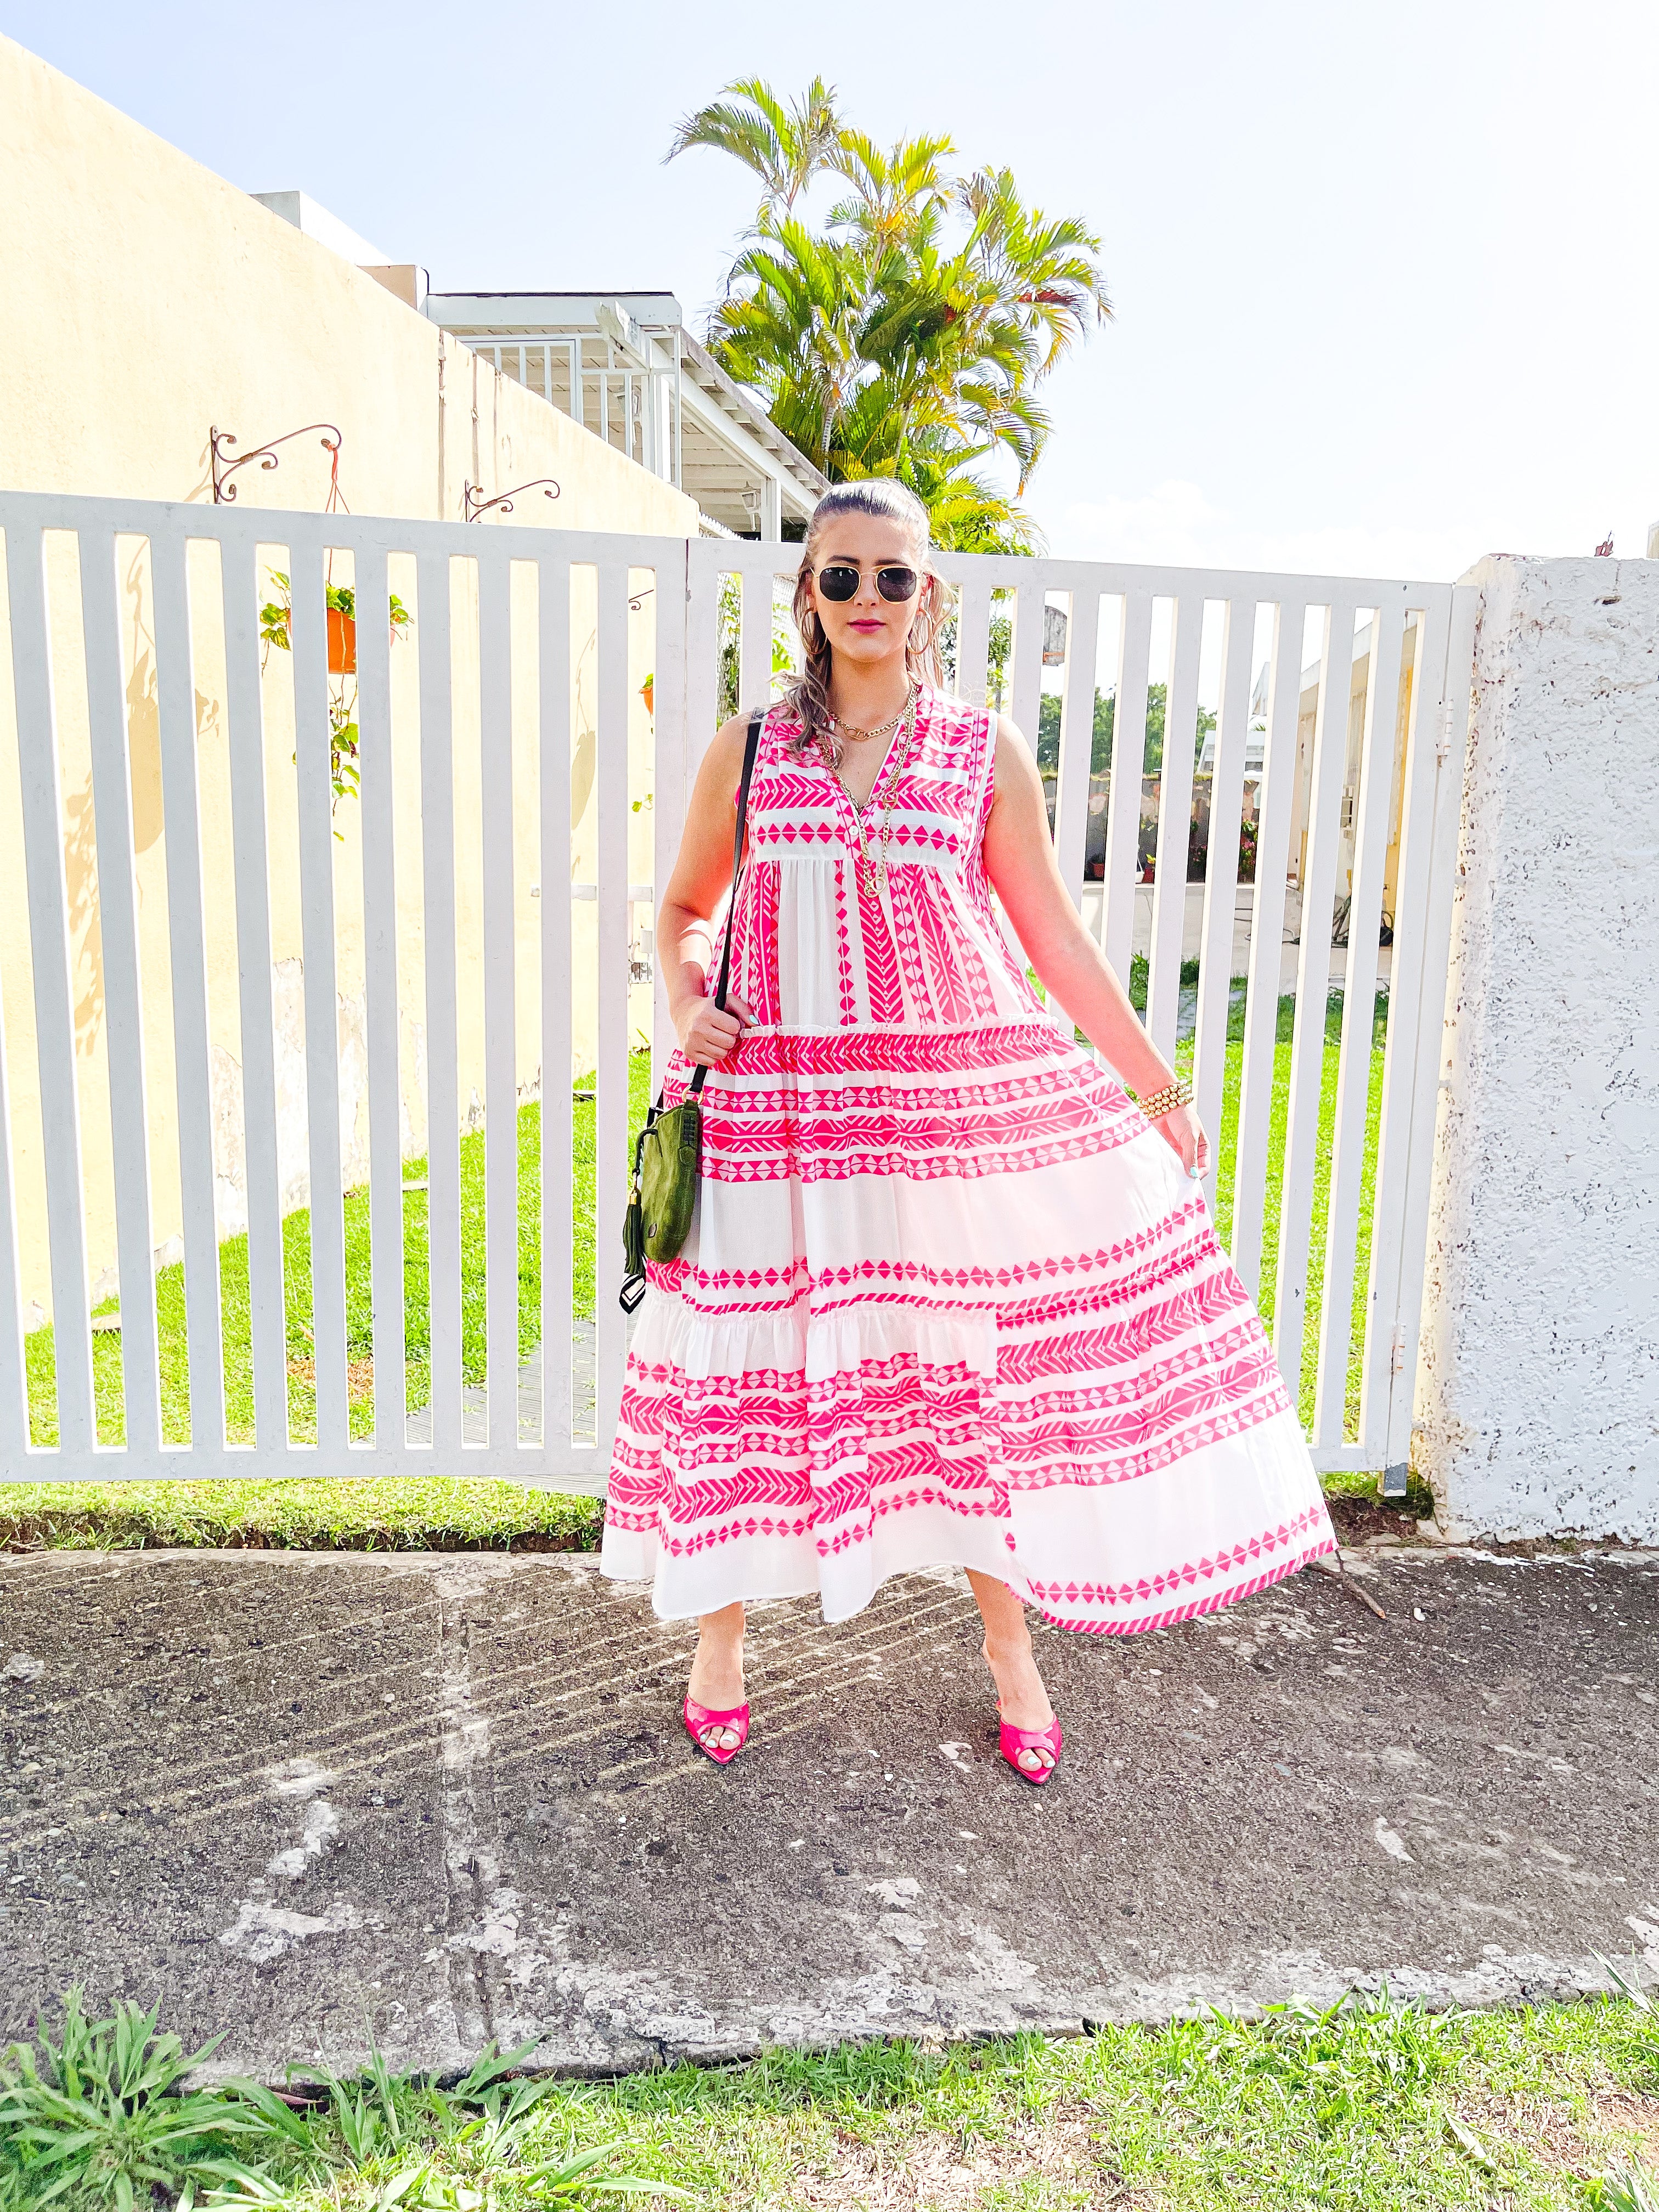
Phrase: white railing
[
  {"left": 0, "top": 492, "right": 1474, "bottom": 1489},
  {"left": 476, "top": 335, "right": 679, "bottom": 486}
]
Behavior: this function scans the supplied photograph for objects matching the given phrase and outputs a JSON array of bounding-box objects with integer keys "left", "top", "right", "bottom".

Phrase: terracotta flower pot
[{"left": 328, "top": 608, "right": 357, "bottom": 675}]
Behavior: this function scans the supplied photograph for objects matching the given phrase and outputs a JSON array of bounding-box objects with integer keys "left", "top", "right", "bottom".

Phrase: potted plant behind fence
[{"left": 259, "top": 574, "right": 411, "bottom": 823}]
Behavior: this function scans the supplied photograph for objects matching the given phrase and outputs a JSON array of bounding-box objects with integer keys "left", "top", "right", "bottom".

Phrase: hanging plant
[
  {"left": 258, "top": 577, "right": 411, "bottom": 658},
  {"left": 259, "top": 572, "right": 412, "bottom": 823}
]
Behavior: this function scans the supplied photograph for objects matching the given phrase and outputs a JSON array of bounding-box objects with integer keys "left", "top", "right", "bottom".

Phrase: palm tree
[
  {"left": 825, "top": 131, "right": 955, "bottom": 258},
  {"left": 666, "top": 77, "right": 844, "bottom": 228},
  {"left": 670, "top": 84, "right": 1109, "bottom": 548}
]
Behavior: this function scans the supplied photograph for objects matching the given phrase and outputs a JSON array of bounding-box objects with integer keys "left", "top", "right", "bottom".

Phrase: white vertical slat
[
  {"left": 416, "top": 546, "right": 462, "bottom": 1453},
  {"left": 954, "top": 575, "right": 992, "bottom": 709},
  {"left": 651, "top": 543, "right": 689, "bottom": 1101},
  {"left": 354, "top": 544, "right": 405, "bottom": 1448},
  {"left": 1271, "top": 598, "right": 1359, "bottom": 1396},
  {"left": 151, "top": 525, "right": 226, "bottom": 1450},
  {"left": 1229, "top": 601, "right": 1307, "bottom": 1295},
  {"left": 1313, "top": 599, "right": 1407, "bottom": 1443},
  {"left": 1358, "top": 599, "right": 1449, "bottom": 1463},
  {"left": 289, "top": 539, "right": 349, "bottom": 1451},
  {"left": 1008, "top": 579, "right": 1044, "bottom": 760},
  {"left": 81, "top": 527, "right": 161, "bottom": 1455},
  {"left": 1190, "top": 596, "right": 1255, "bottom": 1204},
  {"left": 9, "top": 529, "right": 95, "bottom": 1457},
  {"left": 740, "top": 552, "right": 775, "bottom": 718},
  {"left": 1369, "top": 586, "right": 1472, "bottom": 1476},
  {"left": 219, "top": 534, "right": 287, "bottom": 1451},
  {"left": 0, "top": 1001, "right": 27, "bottom": 1462},
  {"left": 1099, "top": 591, "right": 1152, "bottom": 986},
  {"left": 538, "top": 551, "right": 574, "bottom": 1452},
  {"left": 592, "top": 561, "right": 632, "bottom": 1442},
  {"left": 1145, "top": 593, "right": 1204, "bottom": 1062},
  {"left": 568, "top": 340, "right": 584, "bottom": 430},
  {"left": 686, "top": 541, "right": 724, "bottom": 775},
  {"left": 477, "top": 546, "right": 518, "bottom": 1447},
  {"left": 1052, "top": 589, "right": 1098, "bottom": 902}
]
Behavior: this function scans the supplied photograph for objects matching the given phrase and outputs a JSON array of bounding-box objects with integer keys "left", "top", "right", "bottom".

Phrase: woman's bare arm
[
  {"left": 981, "top": 718, "right": 1209, "bottom": 1175},
  {"left": 656, "top": 714, "right": 757, "bottom": 1066}
]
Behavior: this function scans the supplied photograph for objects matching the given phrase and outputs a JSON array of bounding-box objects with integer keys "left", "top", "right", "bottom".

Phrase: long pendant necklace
[{"left": 823, "top": 682, "right": 919, "bottom": 894}]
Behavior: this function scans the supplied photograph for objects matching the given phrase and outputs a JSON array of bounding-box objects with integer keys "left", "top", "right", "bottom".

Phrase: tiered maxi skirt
[{"left": 602, "top": 1015, "right": 1336, "bottom": 1634}]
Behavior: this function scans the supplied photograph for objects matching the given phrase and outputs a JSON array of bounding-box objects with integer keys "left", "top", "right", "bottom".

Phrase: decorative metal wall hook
[
  {"left": 464, "top": 477, "right": 561, "bottom": 522},
  {"left": 211, "top": 423, "right": 342, "bottom": 504}
]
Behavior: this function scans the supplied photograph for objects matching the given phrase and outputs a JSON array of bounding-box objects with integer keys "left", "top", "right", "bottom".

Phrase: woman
[{"left": 602, "top": 480, "right": 1336, "bottom": 1783}]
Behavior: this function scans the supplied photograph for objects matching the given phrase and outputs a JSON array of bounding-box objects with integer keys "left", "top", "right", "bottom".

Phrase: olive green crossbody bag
[{"left": 619, "top": 706, "right": 764, "bottom": 1314}]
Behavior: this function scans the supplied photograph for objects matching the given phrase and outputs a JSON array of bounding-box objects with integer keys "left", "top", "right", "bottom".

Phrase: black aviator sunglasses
[{"left": 814, "top": 562, "right": 919, "bottom": 603}]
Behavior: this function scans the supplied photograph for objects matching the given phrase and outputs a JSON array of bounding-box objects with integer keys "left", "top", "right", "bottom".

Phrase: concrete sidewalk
[{"left": 1, "top": 1543, "right": 1655, "bottom": 2079}]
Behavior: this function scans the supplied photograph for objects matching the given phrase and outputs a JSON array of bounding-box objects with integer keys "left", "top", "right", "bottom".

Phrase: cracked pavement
[{"left": 1, "top": 1543, "right": 1656, "bottom": 2078}]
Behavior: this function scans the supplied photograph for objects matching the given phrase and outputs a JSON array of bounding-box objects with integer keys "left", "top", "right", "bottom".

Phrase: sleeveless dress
[{"left": 602, "top": 686, "right": 1336, "bottom": 1631}]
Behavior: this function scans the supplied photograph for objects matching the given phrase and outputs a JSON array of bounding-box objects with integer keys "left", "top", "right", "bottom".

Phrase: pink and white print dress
[{"left": 602, "top": 686, "right": 1336, "bottom": 1633}]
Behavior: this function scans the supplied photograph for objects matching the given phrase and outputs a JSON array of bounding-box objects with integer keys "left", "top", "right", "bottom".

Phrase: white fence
[{"left": 0, "top": 492, "right": 1475, "bottom": 1491}]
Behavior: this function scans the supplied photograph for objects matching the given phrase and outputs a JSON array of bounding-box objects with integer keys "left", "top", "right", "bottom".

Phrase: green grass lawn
[
  {"left": 21, "top": 1056, "right": 655, "bottom": 1450},
  {"left": 24, "top": 994, "right": 1380, "bottom": 1451},
  {"left": 13, "top": 988, "right": 1392, "bottom": 1556},
  {"left": 1200, "top": 985, "right": 1390, "bottom": 1436},
  {"left": 2, "top": 1985, "right": 1656, "bottom": 2211}
]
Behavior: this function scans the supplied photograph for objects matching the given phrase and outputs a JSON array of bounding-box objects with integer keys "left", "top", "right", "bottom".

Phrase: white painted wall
[{"left": 1415, "top": 555, "right": 1658, "bottom": 1541}]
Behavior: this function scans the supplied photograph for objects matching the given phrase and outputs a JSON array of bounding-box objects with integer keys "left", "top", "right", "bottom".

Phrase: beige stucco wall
[
  {"left": 0, "top": 37, "right": 696, "bottom": 535},
  {"left": 0, "top": 35, "right": 689, "bottom": 1326}
]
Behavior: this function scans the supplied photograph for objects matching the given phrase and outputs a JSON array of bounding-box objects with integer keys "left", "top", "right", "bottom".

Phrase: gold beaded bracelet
[{"left": 1139, "top": 1077, "right": 1194, "bottom": 1121}]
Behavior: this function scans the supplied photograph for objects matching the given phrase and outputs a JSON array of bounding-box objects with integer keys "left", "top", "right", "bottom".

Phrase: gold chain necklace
[
  {"left": 825, "top": 684, "right": 920, "bottom": 893},
  {"left": 832, "top": 693, "right": 910, "bottom": 746}
]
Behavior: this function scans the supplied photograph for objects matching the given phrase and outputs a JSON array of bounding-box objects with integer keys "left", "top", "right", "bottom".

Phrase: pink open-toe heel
[
  {"left": 684, "top": 1696, "right": 749, "bottom": 1765},
  {"left": 997, "top": 1709, "right": 1062, "bottom": 1787}
]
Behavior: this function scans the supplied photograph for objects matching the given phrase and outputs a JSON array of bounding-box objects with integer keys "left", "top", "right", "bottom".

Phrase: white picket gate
[{"left": 0, "top": 492, "right": 1474, "bottom": 1492}]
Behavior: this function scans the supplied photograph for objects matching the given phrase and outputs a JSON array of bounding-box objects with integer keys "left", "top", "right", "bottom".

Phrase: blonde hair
[{"left": 782, "top": 481, "right": 946, "bottom": 758}]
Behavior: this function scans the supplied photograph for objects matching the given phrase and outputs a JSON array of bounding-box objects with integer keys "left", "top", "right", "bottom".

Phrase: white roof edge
[
  {"left": 251, "top": 190, "right": 392, "bottom": 269},
  {"left": 429, "top": 291, "right": 828, "bottom": 506},
  {"left": 429, "top": 290, "right": 685, "bottom": 325}
]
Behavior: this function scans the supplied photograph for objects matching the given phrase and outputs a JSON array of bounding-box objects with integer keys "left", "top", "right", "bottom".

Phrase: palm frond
[{"left": 678, "top": 83, "right": 1110, "bottom": 538}]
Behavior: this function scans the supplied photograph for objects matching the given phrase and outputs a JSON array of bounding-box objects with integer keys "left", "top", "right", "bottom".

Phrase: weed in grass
[
  {"left": 1599, "top": 1957, "right": 1659, "bottom": 2092},
  {"left": 0, "top": 1990, "right": 270, "bottom": 2210},
  {"left": 1589, "top": 2167, "right": 1659, "bottom": 2212},
  {"left": 1156, "top": 1986, "right": 1472, "bottom": 2133},
  {"left": 0, "top": 2001, "right": 692, "bottom": 2211}
]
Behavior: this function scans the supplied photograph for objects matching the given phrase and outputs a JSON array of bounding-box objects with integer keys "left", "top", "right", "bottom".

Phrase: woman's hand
[
  {"left": 676, "top": 994, "right": 755, "bottom": 1069},
  {"left": 1151, "top": 1101, "right": 1211, "bottom": 1182}
]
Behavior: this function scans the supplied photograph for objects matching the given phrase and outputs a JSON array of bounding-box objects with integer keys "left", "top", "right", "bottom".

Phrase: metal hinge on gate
[
  {"left": 1390, "top": 1324, "right": 1408, "bottom": 1376},
  {"left": 1436, "top": 703, "right": 1457, "bottom": 763}
]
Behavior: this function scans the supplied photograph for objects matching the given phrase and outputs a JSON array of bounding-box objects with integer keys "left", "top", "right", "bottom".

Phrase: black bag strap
[{"left": 687, "top": 704, "right": 765, "bottom": 1099}]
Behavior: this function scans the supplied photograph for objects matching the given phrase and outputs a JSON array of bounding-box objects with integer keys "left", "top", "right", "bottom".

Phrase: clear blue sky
[{"left": 7, "top": 0, "right": 1656, "bottom": 580}]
